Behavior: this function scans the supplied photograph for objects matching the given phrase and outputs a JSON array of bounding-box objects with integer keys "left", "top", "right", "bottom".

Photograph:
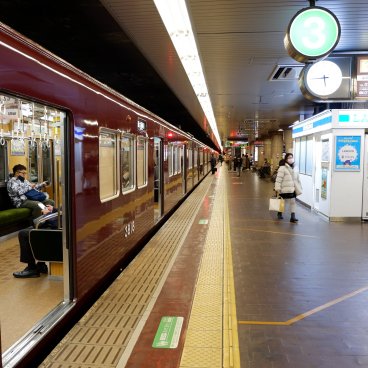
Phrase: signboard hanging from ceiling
[
  {"left": 284, "top": 6, "right": 341, "bottom": 63},
  {"left": 356, "top": 56, "right": 368, "bottom": 99}
]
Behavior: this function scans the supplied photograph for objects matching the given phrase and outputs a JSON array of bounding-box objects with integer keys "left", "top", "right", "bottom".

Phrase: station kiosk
[{"left": 292, "top": 109, "right": 368, "bottom": 221}]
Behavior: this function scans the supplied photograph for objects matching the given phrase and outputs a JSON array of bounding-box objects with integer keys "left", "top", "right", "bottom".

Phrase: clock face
[{"left": 304, "top": 60, "right": 343, "bottom": 96}]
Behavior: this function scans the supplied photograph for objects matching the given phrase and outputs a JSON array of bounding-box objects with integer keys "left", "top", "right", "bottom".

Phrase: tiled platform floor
[{"left": 40, "top": 165, "right": 368, "bottom": 368}]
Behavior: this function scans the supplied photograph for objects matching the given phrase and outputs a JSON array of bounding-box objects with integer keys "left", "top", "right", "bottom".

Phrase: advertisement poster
[
  {"left": 335, "top": 136, "right": 361, "bottom": 171},
  {"left": 321, "top": 168, "right": 328, "bottom": 199},
  {"left": 10, "top": 139, "right": 25, "bottom": 156}
]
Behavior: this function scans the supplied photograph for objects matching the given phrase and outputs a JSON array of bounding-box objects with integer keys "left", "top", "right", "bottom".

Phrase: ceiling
[{"left": 1, "top": 0, "right": 368, "bottom": 150}]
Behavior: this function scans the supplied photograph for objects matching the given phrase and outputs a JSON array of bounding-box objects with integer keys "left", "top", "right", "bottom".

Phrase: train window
[
  {"left": 99, "top": 129, "right": 119, "bottom": 201},
  {"left": 194, "top": 149, "right": 198, "bottom": 168},
  {"left": 0, "top": 141, "right": 7, "bottom": 182},
  {"left": 28, "top": 140, "right": 39, "bottom": 183},
  {"left": 42, "top": 143, "right": 53, "bottom": 184},
  {"left": 200, "top": 150, "right": 204, "bottom": 165},
  {"left": 137, "top": 136, "right": 147, "bottom": 188},
  {"left": 168, "top": 143, "right": 173, "bottom": 176},
  {"left": 168, "top": 143, "right": 181, "bottom": 176},
  {"left": 173, "top": 145, "right": 177, "bottom": 174},
  {"left": 188, "top": 148, "right": 193, "bottom": 169},
  {"left": 176, "top": 146, "right": 180, "bottom": 174},
  {"left": 121, "top": 134, "right": 135, "bottom": 193}
]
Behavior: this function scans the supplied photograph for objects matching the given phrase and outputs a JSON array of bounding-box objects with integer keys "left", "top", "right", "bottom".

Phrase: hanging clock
[{"left": 299, "top": 58, "right": 353, "bottom": 101}]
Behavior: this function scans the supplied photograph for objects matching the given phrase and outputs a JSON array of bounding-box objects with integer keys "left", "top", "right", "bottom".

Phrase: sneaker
[
  {"left": 36, "top": 262, "right": 48, "bottom": 274},
  {"left": 13, "top": 266, "right": 40, "bottom": 278}
]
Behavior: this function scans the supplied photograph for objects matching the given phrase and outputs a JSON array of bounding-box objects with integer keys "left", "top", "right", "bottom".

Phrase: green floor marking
[
  {"left": 152, "top": 316, "right": 184, "bottom": 348},
  {"left": 199, "top": 219, "right": 208, "bottom": 224}
]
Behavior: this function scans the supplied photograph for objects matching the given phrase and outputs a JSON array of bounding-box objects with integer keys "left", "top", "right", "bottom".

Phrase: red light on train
[{"left": 167, "top": 132, "right": 173, "bottom": 138}]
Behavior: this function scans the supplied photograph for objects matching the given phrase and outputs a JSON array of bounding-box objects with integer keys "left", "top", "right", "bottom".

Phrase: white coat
[{"left": 274, "top": 164, "right": 302, "bottom": 196}]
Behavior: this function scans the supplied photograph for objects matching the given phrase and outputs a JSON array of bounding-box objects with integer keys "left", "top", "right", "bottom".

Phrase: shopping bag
[
  {"left": 269, "top": 197, "right": 284, "bottom": 212},
  {"left": 25, "top": 189, "right": 47, "bottom": 202}
]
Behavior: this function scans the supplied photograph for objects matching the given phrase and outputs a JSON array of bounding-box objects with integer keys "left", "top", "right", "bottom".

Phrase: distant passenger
[
  {"left": 7, "top": 164, "right": 55, "bottom": 218},
  {"left": 210, "top": 154, "right": 217, "bottom": 174},
  {"left": 227, "top": 155, "right": 232, "bottom": 171},
  {"left": 218, "top": 154, "right": 223, "bottom": 166},
  {"left": 235, "top": 155, "right": 242, "bottom": 177},
  {"left": 259, "top": 159, "right": 271, "bottom": 178},
  {"left": 274, "top": 153, "right": 302, "bottom": 222}
]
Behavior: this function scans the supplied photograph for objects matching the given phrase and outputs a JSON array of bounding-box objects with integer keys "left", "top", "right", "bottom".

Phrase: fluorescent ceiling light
[{"left": 153, "top": 0, "right": 222, "bottom": 150}]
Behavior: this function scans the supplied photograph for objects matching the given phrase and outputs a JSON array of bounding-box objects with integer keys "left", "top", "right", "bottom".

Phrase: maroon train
[{"left": 0, "top": 22, "right": 217, "bottom": 367}]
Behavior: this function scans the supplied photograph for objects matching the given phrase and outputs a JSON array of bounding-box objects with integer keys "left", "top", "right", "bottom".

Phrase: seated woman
[{"left": 7, "top": 164, "right": 55, "bottom": 219}]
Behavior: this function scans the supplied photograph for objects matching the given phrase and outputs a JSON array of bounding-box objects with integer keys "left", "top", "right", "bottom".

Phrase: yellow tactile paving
[
  {"left": 179, "top": 168, "right": 240, "bottom": 368},
  {"left": 40, "top": 174, "right": 215, "bottom": 368}
]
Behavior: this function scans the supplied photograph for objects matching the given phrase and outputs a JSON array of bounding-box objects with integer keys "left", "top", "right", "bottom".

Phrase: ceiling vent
[{"left": 269, "top": 65, "right": 304, "bottom": 81}]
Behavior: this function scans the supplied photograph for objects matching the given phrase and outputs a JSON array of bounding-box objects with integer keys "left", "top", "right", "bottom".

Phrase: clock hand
[{"left": 323, "top": 75, "right": 329, "bottom": 87}]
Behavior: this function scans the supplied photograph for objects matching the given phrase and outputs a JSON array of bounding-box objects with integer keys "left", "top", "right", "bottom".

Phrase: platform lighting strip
[{"left": 153, "top": 0, "right": 222, "bottom": 150}]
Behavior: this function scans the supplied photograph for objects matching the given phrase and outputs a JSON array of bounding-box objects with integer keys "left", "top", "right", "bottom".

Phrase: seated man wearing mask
[{"left": 7, "top": 164, "right": 54, "bottom": 218}]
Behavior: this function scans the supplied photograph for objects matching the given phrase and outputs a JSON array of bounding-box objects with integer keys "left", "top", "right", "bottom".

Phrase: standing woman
[{"left": 274, "top": 153, "right": 302, "bottom": 222}]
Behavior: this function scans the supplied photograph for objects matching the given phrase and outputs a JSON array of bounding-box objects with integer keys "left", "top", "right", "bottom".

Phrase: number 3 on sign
[
  {"left": 303, "top": 17, "right": 326, "bottom": 49},
  {"left": 124, "top": 221, "right": 135, "bottom": 238}
]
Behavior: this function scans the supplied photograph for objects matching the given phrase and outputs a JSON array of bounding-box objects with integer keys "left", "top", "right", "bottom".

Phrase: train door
[
  {"left": 154, "top": 137, "right": 163, "bottom": 222},
  {"left": 0, "top": 94, "right": 71, "bottom": 362}
]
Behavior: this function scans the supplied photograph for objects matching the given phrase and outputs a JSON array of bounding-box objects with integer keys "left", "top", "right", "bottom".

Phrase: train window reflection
[
  {"left": 99, "top": 129, "right": 119, "bottom": 201},
  {"left": 137, "top": 136, "right": 147, "bottom": 188},
  {"left": 121, "top": 134, "right": 135, "bottom": 193}
]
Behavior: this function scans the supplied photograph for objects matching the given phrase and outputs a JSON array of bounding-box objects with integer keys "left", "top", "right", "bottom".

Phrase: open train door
[
  {"left": 154, "top": 137, "right": 164, "bottom": 222},
  {"left": 1, "top": 96, "right": 73, "bottom": 368}
]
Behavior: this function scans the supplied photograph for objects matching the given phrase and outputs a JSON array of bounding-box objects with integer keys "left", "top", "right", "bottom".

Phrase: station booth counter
[{"left": 292, "top": 109, "right": 368, "bottom": 221}]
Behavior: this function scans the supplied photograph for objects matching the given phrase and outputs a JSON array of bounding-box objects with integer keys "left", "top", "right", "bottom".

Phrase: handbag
[
  {"left": 269, "top": 197, "right": 285, "bottom": 212},
  {"left": 25, "top": 189, "right": 46, "bottom": 202}
]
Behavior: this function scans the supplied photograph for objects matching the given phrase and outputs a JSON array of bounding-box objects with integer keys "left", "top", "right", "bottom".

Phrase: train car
[{"left": 0, "top": 22, "right": 217, "bottom": 367}]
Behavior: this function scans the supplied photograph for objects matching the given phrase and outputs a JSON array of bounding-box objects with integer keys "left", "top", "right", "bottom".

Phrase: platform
[{"left": 40, "top": 165, "right": 368, "bottom": 367}]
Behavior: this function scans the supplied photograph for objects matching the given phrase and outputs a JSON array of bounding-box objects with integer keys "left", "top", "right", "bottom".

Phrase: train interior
[{"left": 0, "top": 93, "right": 68, "bottom": 352}]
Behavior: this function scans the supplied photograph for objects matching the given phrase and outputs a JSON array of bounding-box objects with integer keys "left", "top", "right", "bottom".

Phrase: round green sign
[{"left": 285, "top": 7, "right": 341, "bottom": 63}]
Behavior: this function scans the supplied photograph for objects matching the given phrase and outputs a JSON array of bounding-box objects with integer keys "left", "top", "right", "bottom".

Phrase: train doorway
[
  {"left": 154, "top": 137, "right": 163, "bottom": 222},
  {"left": 0, "top": 93, "right": 71, "bottom": 362}
]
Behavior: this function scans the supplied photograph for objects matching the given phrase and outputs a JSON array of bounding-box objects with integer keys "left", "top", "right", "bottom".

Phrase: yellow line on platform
[
  {"left": 239, "top": 285, "right": 368, "bottom": 326},
  {"left": 223, "top": 177, "right": 241, "bottom": 367}
]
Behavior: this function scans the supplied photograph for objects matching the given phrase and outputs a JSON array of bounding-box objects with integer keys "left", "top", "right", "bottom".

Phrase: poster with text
[{"left": 335, "top": 136, "right": 361, "bottom": 171}]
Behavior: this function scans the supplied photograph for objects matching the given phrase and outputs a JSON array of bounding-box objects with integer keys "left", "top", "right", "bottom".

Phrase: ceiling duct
[{"left": 269, "top": 65, "right": 304, "bottom": 81}]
